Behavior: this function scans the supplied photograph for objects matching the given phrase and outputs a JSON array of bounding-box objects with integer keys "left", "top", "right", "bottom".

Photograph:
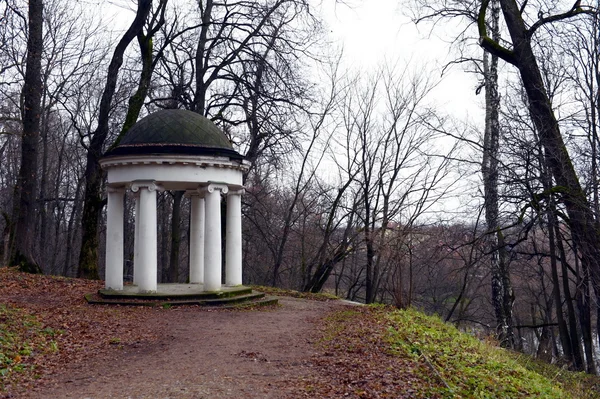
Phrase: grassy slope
[
  {"left": 386, "top": 308, "right": 594, "bottom": 398},
  {"left": 311, "top": 305, "right": 600, "bottom": 399},
  {"left": 253, "top": 286, "right": 599, "bottom": 398}
]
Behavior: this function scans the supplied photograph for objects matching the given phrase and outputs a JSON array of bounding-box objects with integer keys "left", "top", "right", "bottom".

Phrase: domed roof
[{"left": 104, "top": 109, "right": 242, "bottom": 159}]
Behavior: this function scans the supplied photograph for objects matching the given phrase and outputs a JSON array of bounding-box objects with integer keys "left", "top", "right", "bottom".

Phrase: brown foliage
[
  {"left": 0, "top": 268, "right": 160, "bottom": 397},
  {"left": 298, "top": 307, "right": 443, "bottom": 398}
]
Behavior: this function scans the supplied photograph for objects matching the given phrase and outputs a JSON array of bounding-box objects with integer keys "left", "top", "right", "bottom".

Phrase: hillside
[{"left": 0, "top": 268, "right": 598, "bottom": 398}]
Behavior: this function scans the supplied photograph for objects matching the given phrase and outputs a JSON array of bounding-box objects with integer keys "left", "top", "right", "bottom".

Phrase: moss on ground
[
  {"left": 384, "top": 308, "right": 599, "bottom": 399},
  {"left": 0, "top": 304, "right": 61, "bottom": 389}
]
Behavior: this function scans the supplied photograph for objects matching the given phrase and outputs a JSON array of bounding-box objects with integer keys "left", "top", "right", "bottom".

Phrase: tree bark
[
  {"left": 114, "top": 0, "right": 167, "bottom": 146},
  {"left": 546, "top": 205, "right": 575, "bottom": 365},
  {"left": 573, "top": 245, "right": 597, "bottom": 374},
  {"left": 37, "top": 97, "right": 49, "bottom": 269},
  {"left": 193, "top": 0, "right": 214, "bottom": 115},
  {"left": 77, "top": 0, "right": 152, "bottom": 279},
  {"left": 481, "top": 0, "right": 514, "bottom": 348},
  {"left": 553, "top": 212, "right": 585, "bottom": 370},
  {"left": 9, "top": 0, "right": 44, "bottom": 273},
  {"left": 480, "top": 0, "right": 600, "bottom": 320}
]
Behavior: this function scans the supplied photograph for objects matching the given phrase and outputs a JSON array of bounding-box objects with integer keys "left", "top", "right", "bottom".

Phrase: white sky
[{"left": 317, "top": 0, "right": 483, "bottom": 122}]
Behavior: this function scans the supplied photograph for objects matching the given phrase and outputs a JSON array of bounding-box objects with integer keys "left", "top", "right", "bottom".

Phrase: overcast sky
[{"left": 317, "top": 0, "right": 483, "bottom": 122}]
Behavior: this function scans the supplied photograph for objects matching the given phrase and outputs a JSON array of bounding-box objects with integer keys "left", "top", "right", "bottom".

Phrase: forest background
[{"left": 1, "top": 0, "right": 600, "bottom": 374}]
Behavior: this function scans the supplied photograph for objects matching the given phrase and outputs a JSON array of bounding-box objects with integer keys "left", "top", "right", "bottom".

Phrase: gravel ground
[{"left": 21, "top": 297, "right": 348, "bottom": 399}]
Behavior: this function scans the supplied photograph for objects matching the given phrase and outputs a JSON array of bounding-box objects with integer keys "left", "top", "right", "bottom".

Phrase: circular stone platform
[{"left": 85, "top": 284, "right": 277, "bottom": 307}]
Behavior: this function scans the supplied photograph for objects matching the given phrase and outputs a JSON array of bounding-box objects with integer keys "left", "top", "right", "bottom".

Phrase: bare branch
[
  {"left": 528, "top": 6, "right": 597, "bottom": 37},
  {"left": 477, "top": 0, "right": 517, "bottom": 66}
]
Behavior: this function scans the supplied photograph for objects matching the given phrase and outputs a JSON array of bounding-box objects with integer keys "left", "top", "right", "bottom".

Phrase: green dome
[{"left": 104, "top": 109, "right": 242, "bottom": 159}]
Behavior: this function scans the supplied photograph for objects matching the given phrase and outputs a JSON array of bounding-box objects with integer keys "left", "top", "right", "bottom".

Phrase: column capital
[
  {"left": 203, "top": 182, "right": 229, "bottom": 195},
  {"left": 227, "top": 188, "right": 245, "bottom": 196},
  {"left": 130, "top": 180, "right": 161, "bottom": 193}
]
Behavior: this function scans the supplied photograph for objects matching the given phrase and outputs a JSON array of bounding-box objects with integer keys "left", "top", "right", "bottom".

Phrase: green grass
[
  {"left": 0, "top": 304, "right": 60, "bottom": 388},
  {"left": 511, "top": 351, "right": 600, "bottom": 399},
  {"left": 384, "top": 308, "right": 599, "bottom": 399}
]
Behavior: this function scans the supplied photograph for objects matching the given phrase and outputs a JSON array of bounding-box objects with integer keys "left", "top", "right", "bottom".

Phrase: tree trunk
[
  {"left": 77, "top": 0, "right": 152, "bottom": 279},
  {"left": 553, "top": 216, "right": 585, "bottom": 370},
  {"left": 479, "top": 4, "right": 600, "bottom": 349},
  {"left": 37, "top": 100, "right": 49, "bottom": 270},
  {"left": 574, "top": 246, "right": 597, "bottom": 374},
  {"left": 1, "top": 211, "right": 10, "bottom": 266},
  {"left": 305, "top": 243, "right": 352, "bottom": 294},
  {"left": 302, "top": 189, "right": 356, "bottom": 293},
  {"left": 365, "top": 228, "right": 376, "bottom": 304},
  {"left": 535, "top": 272, "right": 554, "bottom": 363},
  {"left": 590, "top": 4, "right": 600, "bottom": 357},
  {"left": 547, "top": 207, "right": 575, "bottom": 364},
  {"left": 9, "top": 0, "right": 44, "bottom": 273},
  {"left": 494, "top": 0, "right": 600, "bottom": 298},
  {"left": 481, "top": 0, "right": 514, "bottom": 348},
  {"left": 193, "top": 0, "right": 214, "bottom": 115},
  {"left": 113, "top": 0, "right": 167, "bottom": 146},
  {"left": 64, "top": 177, "right": 84, "bottom": 277}
]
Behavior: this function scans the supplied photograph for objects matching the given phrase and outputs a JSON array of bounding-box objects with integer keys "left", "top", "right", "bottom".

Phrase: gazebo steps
[
  {"left": 97, "top": 284, "right": 253, "bottom": 300},
  {"left": 85, "top": 289, "right": 278, "bottom": 308},
  {"left": 167, "top": 294, "right": 279, "bottom": 309}
]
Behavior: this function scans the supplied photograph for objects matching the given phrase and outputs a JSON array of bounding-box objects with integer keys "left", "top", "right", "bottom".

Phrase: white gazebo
[{"left": 100, "top": 109, "right": 250, "bottom": 293}]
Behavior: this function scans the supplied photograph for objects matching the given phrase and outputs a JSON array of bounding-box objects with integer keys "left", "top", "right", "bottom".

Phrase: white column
[
  {"left": 133, "top": 191, "right": 140, "bottom": 285},
  {"left": 188, "top": 191, "right": 205, "bottom": 284},
  {"left": 131, "top": 181, "right": 159, "bottom": 293},
  {"left": 105, "top": 187, "right": 124, "bottom": 290},
  {"left": 203, "top": 183, "right": 228, "bottom": 291},
  {"left": 226, "top": 189, "right": 244, "bottom": 286}
]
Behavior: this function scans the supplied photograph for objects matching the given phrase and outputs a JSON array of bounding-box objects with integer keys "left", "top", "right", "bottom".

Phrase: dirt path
[{"left": 21, "top": 298, "right": 347, "bottom": 399}]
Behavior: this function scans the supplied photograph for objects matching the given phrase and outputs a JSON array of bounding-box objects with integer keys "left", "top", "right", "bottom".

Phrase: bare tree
[
  {"left": 78, "top": 0, "right": 152, "bottom": 279},
  {"left": 8, "top": 0, "right": 43, "bottom": 272},
  {"left": 150, "top": 0, "right": 318, "bottom": 164},
  {"left": 116, "top": 0, "right": 168, "bottom": 140},
  {"left": 331, "top": 67, "right": 459, "bottom": 304},
  {"left": 481, "top": 0, "right": 515, "bottom": 348},
  {"left": 478, "top": 0, "right": 600, "bottom": 307}
]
